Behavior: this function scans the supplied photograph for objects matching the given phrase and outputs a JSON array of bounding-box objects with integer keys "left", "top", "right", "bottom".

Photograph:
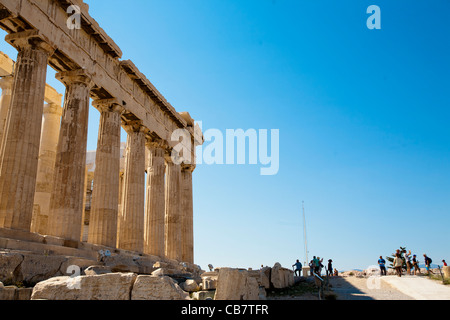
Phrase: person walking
[
  {"left": 393, "top": 253, "right": 403, "bottom": 277},
  {"left": 404, "top": 250, "right": 412, "bottom": 275},
  {"left": 292, "top": 260, "right": 303, "bottom": 277},
  {"left": 424, "top": 254, "right": 433, "bottom": 275},
  {"left": 412, "top": 254, "right": 421, "bottom": 275},
  {"left": 327, "top": 259, "right": 333, "bottom": 277}
]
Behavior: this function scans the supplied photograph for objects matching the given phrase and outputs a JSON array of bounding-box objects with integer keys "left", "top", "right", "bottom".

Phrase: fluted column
[
  {"left": 0, "top": 76, "right": 13, "bottom": 144},
  {"left": 181, "top": 165, "right": 195, "bottom": 263},
  {"left": 88, "top": 99, "right": 123, "bottom": 248},
  {"left": 0, "top": 32, "right": 53, "bottom": 231},
  {"left": 47, "top": 69, "right": 94, "bottom": 241},
  {"left": 165, "top": 157, "right": 182, "bottom": 261},
  {"left": 144, "top": 140, "right": 166, "bottom": 257},
  {"left": 117, "top": 122, "right": 146, "bottom": 252},
  {"left": 31, "top": 103, "right": 63, "bottom": 234}
]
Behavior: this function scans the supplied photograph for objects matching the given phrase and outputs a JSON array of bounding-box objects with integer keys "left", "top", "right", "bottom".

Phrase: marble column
[
  {"left": 181, "top": 165, "right": 195, "bottom": 263},
  {"left": 88, "top": 99, "right": 123, "bottom": 248},
  {"left": 143, "top": 140, "right": 166, "bottom": 257},
  {"left": 0, "top": 32, "right": 53, "bottom": 231},
  {"left": 0, "top": 76, "right": 13, "bottom": 145},
  {"left": 47, "top": 69, "right": 94, "bottom": 241},
  {"left": 117, "top": 122, "right": 146, "bottom": 252},
  {"left": 165, "top": 158, "right": 182, "bottom": 261},
  {"left": 31, "top": 103, "right": 63, "bottom": 235}
]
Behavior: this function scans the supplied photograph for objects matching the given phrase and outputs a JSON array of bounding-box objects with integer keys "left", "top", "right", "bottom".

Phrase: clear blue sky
[{"left": 1, "top": 0, "right": 449, "bottom": 271}]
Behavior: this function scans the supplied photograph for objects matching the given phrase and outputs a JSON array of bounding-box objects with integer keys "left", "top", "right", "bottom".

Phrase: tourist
[
  {"left": 393, "top": 253, "right": 403, "bottom": 277},
  {"left": 378, "top": 256, "right": 387, "bottom": 276},
  {"left": 404, "top": 250, "right": 412, "bottom": 275},
  {"left": 412, "top": 254, "right": 421, "bottom": 275},
  {"left": 313, "top": 256, "right": 320, "bottom": 274},
  {"left": 442, "top": 260, "right": 447, "bottom": 267},
  {"left": 317, "top": 257, "right": 324, "bottom": 275},
  {"left": 423, "top": 254, "right": 433, "bottom": 274},
  {"left": 327, "top": 259, "right": 333, "bottom": 277},
  {"left": 292, "top": 259, "right": 302, "bottom": 277},
  {"left": 333, "top": 268, "right": 339, "bottom": 277}
]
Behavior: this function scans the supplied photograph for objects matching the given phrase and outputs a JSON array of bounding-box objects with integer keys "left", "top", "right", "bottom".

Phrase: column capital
[
  {"left": 123, "top": 120, "right": 145, "bottom": 134},
  {"left": 43, "top": 103, "right": 63, "bottom": 117},
  {"left": 0, "top": 76, "right": 14, "bottom": 92},
  {"left": 92, "top": 98, "right": 124, "bottom": 114},
  {"left": 5, "top": 30, "right": 55, "bottom": 56},
  {"left": 56, "top": 69, "right": 95, "bottom": 88},
  {"left": 145, "top": 136, "right": 168, "bottom": 150}
]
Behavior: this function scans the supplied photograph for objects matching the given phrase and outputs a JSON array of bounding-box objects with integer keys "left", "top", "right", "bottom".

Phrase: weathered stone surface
[
  {"left": 270, "top": 263, "right": 294, "bottom": 289},
  {"left": 214, "top": 268, "right": 260, "bottom": 300},
  {"left": 260, "top": 267, "right": 271, "bottom": 289},
  {"left": 202, "top": 276, "right": 218, "bottom": 290},
  {"left": 131, "top": 275, "right": 189, "bottom": 300},
  {"left": 0, "top": 38, "right": 51, "bottom": 232},
  {"left": 84, "top": 265, "right": 112, "bottom": 276},
  {"left": 444, "top": 266, "right": 450, "bottom": 279},
  {"left": 165, "top": 161, "right": 182, "bottom": 261},
  {"left": 144, "top": 145, "right": 166, "bottom": 257},
  {"left": 117, "top": 125, "right": 146, "bottom": 253},
  {"left": 0, "top": 252, "right": 24, "bottom": 283},
  {"left": 31, "top": 273, "right": 137, "bottom": 300},
  {"left": 20, "top": 254, "right": 67, "bottom": 285},
  {"left": 0, "top": 286, "right": 16, "bottom": 300},
  {"left": 192, "top": 290, "right": 215, "bottom": 300},
  {"left": 180, "top": 279, "right": 199, "bottom": 292}
]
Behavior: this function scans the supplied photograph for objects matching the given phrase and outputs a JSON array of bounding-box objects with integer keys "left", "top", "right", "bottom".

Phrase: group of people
[
  {"left": 292, "top": 256, "right": 338, "bottom": 278},
  {"left": 378, "top": 250, "right": 447, "bottom": 277}
]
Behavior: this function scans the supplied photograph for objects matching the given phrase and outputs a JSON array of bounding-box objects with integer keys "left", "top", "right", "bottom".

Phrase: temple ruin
[{"left": 0, "top": 0, "right": 202, "bottom": 268}]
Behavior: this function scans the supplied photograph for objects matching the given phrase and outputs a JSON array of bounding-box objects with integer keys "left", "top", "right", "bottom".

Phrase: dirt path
[
  {"left": 329, "top": 276, "right": 413, "bottom": 300},
  {"left": 381, "top": 275, "right": 450, "bottom": 300}
]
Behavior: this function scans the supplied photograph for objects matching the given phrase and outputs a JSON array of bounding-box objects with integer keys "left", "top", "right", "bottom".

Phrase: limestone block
[
  {"left": 444, "top": 266, "right": 450, "bottom": 279},
  {"left": 20, "top": 255, "right": 67, "bottom": 285},
  {"left": 191, "top": 290, "right": 215, "bottom": 300},
  {"left": 131, "top": 275, "right": 190, "bottom": 300},
  {"left": 270, "top": 263, "right": 285, "bottom": 289},
  {"left": 202, "top": 276, "right": 217, "bottom": 290},
  {"left": 0, "top": 252, "right": 24, "bottom": 283},
  {"left": 180, "top": 279, "right": 199, "bottom": 292},
  {"left": 31, "top": 273, "right": 137, "bottom": 300},
  {"left": 84, "top": 266, "right": 112, "bottom": 276},
  {"left": 260, "top": 267, "right": 271, "bottom": 289},
  {"left": 0, "top": 286, "right": 16, "bottom": 300},
  {"left": 15, "top": 288, "right": 33, "bottom": 300},
  {"left": 214, "top": 268, "right": 260, "bottom": 300}
]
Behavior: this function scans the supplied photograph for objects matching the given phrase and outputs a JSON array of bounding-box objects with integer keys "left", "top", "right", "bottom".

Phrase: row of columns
[{"left": 0, "top": 32, "right": 195, "bottom": 263}]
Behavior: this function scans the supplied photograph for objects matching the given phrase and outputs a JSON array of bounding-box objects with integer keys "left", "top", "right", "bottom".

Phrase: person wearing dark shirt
[{"left": 378, "top": 256, "right": 387, "bottom": 276}]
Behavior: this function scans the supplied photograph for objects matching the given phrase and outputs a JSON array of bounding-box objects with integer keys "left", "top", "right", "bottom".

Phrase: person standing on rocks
[
  {"left": 313, "top": 256, "right": 320, "bottom": 274},
  {"left": 404, "top": 250, "right": 413, "bottom": 275},
  {"left": 393, "top": 253, "right": 403, "bottom": 277},
  {"left": 412, "top": 254, "right": 421, "bottom": 275},
  {"left": 292, "top": 260, "right": 303, "bottom": 277},
  {"left": 327, "top": 259, "right": 333, "bottom": 277},
  {"left": 378, "top": 256, "right": 387, "bottom": 276}
]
